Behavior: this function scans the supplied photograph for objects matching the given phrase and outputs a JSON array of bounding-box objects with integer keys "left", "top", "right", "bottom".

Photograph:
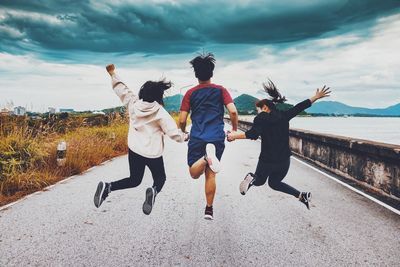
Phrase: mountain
[
  {"left": 233, "top": 94, "right": 259, "bottom": 114},
  {"left": 102, "top": 96, "right": 399, "bottom": 117},
  {"left": 306, "top": 101, "right": 400, "bottom": 116},
  {"left": 162, "top": 93, "right": 308, "bottom": 114},
  {"left": 233, "top": 94, "right": 307, "bottom": 115},
  {"left": 102, "top": 106, "right": 125, "bottom": 114},
  {"left": 164, "top": 94, "right": 183, "bottom": 112}
]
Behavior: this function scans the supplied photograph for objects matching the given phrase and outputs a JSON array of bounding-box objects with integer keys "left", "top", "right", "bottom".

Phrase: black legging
[
  {"left": 253, "top": 158, "right": 300, "bottom": 197},
  {"left": 110, "top": 149, "right": 166, "bottom": 193}
]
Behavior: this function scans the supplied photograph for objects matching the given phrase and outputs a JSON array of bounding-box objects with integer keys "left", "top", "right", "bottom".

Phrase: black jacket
[{"left": 245, "top": 99, "right": 311, "bottom": 163}]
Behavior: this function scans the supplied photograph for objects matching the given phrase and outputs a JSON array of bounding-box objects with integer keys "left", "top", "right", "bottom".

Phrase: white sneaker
[
  {"left": 240, "top": 173, "right": 255, "bottom": 195},
  {"left": 205, "top": 144, "right": 221, "bottom": 173}
]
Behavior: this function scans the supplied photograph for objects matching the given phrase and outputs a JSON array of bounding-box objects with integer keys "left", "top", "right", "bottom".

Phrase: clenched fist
[{"left": 106, "top": 64, "right": 115, "bottom": 76}]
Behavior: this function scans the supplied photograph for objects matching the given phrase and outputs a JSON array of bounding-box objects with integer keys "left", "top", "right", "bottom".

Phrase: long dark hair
[
  {"left": 139, "top": 79, "right": 172, "bottom": 105},
  {"left": 190, "top": 52, "right": 216, "bottom": 81},
  {"left": 256, "top": 79, "right": 286, "bottom": 110}
]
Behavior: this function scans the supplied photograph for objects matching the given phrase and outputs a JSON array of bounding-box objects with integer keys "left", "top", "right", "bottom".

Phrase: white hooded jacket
[{"left": 111, "top": 74, "right": 185, "bottom": 158}]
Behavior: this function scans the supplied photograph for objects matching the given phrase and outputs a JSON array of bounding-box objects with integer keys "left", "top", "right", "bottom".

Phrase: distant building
[
  {"left": 0, "top": 108, "right": 11, "bottom": 116},
  {"left": 59, "top": 108, "right": 74, "bottom": 113},
  {"left": 14, "top": 106, "right": 26, "bottom": 116},
  {"left": 48, "top": 107, "right": 56, "bottom": 114}
]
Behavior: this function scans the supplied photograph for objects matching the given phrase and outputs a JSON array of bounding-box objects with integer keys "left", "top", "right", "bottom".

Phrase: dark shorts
[{"left": 187, "top": 138, "right": 225, "bottom": 167}]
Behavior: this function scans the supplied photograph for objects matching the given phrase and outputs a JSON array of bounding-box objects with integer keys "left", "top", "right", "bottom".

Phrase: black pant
[
  {"left": 110, "top": 149, "right": 166, "bottom": 193},
  {"left": 253, "top": 158, "right": 300, "bottom": 197}
]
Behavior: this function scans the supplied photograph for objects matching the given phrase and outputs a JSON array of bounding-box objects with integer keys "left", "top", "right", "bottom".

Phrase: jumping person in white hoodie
[{"left": 94, "top": 64, "right": 188, "bottom": 215}]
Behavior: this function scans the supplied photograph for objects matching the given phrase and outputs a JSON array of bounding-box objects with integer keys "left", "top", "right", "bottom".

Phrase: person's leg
[
  {"left": 188, "top": 139, "right": 208, "bottom": 179},
  {"left": 267, "top": 159, "right": 300, "bottom": 198},
  {"left": 203, "top": 140, "right": 224, "bottom": 220},
  {"left": 252, "top": 161, "right": 270, "bottom": 186},
  {"left": 142, "top": 156, "right": 166, "bottom": 215},
  {"left": 110, "top": 150, "right": 146, "bottom": 191},
  {"left": 205, "top": 166, "right": 216, "bottom": 207},
  {"left": 146, "top": 156, "right": 167, "bottom": 193},
  {"left": 94, "top": 150, "right": 145, "bottom": 208},
  {"left": 189, "top": 157, "right": 207, "bottom": 179},
  {"left": 204, "top": 140, "right": 224, "bottom": 204},
  {"left": 203, "top": 166, "right": 216, "bottom": 220},
  {"left": 267, "top": 159, "right": 312, "bottom": 209},
  {"left": 239, "top": 160, "right": 270, "bottom": 195}
]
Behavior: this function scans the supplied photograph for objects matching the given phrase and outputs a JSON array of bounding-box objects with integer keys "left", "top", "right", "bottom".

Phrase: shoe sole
[
  {"left": 94, "top": 182, "right": 105, "bottom": 208},
  {"left": 239, "top": 173, "right": 253, "bottom": 195},
  {"left": 204, "top": 214, "right": 213, "bottom": 220},
  {"left": 143, "top": 187, "right": 155, "bottom": 215},
  {"left": 303, "top": 192, "right": 312, "bottom": 210},
  {"left": 307, "top": 192, "right": 312, "bottom": 210},
  {"left": 206, "top": 144, "right": 221, "bottom": 173}
]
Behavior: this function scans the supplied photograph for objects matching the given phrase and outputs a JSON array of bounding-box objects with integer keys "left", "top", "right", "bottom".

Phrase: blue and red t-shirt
[{"left": 180, "top": 83, "right": 233, "bottom": 142}]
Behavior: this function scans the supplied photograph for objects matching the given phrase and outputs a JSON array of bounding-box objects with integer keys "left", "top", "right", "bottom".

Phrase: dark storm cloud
[{"left": 0, "top": 0, "right": 399, "bottom": 59}]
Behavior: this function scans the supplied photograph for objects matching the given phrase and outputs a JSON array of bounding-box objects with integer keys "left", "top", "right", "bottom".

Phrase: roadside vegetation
[
  {"left": 0, "top": 113, "right": 128, "bottom": 205},
  {"left": 0, "top": 111, "right": 188, "bottom": 206}
]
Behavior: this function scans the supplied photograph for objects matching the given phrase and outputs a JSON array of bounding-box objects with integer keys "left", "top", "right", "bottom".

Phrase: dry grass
[
  {"left": 171, "top": 113, "right": 191, "bottom": 126},
  {"left": 0, "top": 115, "right": 128, "bottom": 206},
  {"left": 0, "top": 111, "right": 190, "bottom": 206}
]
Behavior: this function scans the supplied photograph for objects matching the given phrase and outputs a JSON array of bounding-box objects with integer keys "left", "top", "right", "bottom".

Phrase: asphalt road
[{"left": 1, "top": 135, "right": 399, "bottom": 266}]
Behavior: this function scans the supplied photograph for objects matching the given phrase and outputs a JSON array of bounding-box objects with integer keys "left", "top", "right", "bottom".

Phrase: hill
[
  {"left": 233, "top": 94, "right": 259, "bottom": 114},
  {"left": 100, "top": 93, "right": 310, "bottom": 115},
  {"left": 306, "top": 101, "right": 400, "bottom": 116},
  {"left": 233, "top": 94, "right": 306, "bottom": 115},
  {"left": 164, "top": 94, "right": 183, "bottom": 112}
]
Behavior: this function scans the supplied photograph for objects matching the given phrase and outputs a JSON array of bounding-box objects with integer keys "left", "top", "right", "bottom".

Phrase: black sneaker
[
  {"left": 204, "top": 205, "right": 213, "bottom": 220},
  {"left": 94, "top": 181, "right": 110, "bottom": 208},
  {"left": 299, "top": 192, "right": 312, "bottom": 210},
  {"left": 239, "top": 173, "right": 255, "bottom": 195},
  {"left": 143, "top": 187, "right": 157, "bottom": 215}
]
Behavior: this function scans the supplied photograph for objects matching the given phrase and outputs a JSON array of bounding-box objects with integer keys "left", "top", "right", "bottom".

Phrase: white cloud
[{"left": 1, "top": 13, "right": 399, "bottom": 111}]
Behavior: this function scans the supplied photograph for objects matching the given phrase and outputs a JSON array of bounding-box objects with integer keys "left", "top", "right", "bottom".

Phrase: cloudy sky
[{"left": 0, "top": 0, "right": 399, "bottom": 112}]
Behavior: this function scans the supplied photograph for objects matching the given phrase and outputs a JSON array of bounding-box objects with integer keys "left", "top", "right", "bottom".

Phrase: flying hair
[
  {"left": 190, "top": 52, "right": 216, "bottom": 81},
  {"left": 262, "top": 79, "right": 287, "bottom": 104},
  {"left": 139, "top": 78, "right": 172, "bottom": 105}
]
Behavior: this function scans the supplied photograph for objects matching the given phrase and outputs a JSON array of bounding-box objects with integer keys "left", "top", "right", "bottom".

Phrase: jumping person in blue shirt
[
  {"left": 179, "top": 53, "right": 239, "bottom": 220},
  {"left": 227, "top": 80, "right": 331, "bottom": 209}
]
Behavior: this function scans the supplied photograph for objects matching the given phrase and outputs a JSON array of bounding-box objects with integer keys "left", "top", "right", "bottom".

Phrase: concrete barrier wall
[{"left": 224, "top": 118, "right": 400, "bottom": 200}]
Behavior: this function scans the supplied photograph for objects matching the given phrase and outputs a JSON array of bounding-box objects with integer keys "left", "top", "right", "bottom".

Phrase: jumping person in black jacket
[{"left": 227, "top": 80, "right": 331, "bottom": 209}]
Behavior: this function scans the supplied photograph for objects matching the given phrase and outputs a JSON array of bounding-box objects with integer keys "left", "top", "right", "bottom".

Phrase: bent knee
[
  {"left": 252, "top": 176, "right": 266, "bottom": 186},
  {"left": 268, "top": 180, "right": 279, "bottom": 189},
  {"left": 190, "top": 174, "right": 200, "bottom": 179},
  {"left": 129, "top": 177, "right": 142, "bottom": 187}
]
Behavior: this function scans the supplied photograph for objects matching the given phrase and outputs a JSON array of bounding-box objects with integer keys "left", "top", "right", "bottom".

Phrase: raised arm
[
  {"left": 309, "top": 85, "right": 331, "bottom": 104},
  {"left": 106, "top": 64, "right": 138, "bottom": 106},
  {"left": 285, "top": 85, "right": 331, "bottom": 120},
  {"left": 284, "top": 99, "right": 312, "bottom": 121}
]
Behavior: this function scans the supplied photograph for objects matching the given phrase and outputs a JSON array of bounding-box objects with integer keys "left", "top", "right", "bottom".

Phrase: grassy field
[
  {"left": 0, "top": 114, "right": 129, "bottom": 206},
  {"left": 0, "top": 112, "right": 188, "bottom": 206}
]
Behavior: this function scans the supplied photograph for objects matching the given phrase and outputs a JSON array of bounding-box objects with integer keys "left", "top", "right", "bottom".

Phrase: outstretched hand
[
  {"left": 310, "top": 85, "right": 331, "bottom": 103},
  {"left": 106, "top": 64, "right": 115, "bottom": 76}
]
